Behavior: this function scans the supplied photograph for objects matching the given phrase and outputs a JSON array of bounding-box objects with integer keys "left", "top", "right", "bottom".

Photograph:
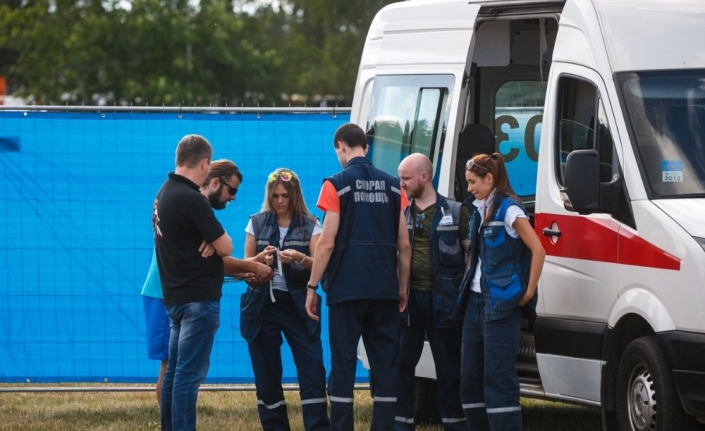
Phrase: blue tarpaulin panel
[{"left": 0, "top": 110, "right": 373, "bottom": 383}]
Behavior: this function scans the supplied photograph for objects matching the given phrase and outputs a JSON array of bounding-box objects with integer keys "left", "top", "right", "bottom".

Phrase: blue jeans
[
  {"left": 460, "top": 291, "right": 522, "bottom": 431},
  {"left": 161, "top": 301, "right": 221, "bottom": 431}
]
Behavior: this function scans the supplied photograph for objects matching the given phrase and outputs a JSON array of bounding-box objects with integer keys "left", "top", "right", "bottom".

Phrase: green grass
[{"left": 0, "top": 385, "right": 602, "bottom": 430}]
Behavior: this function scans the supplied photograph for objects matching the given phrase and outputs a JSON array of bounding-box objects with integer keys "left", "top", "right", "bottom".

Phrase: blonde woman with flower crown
[{"left": 240, "top": 168, "right": 329, "bottom": 431}]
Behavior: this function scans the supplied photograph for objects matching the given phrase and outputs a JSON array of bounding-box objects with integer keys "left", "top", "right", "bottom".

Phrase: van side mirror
[
  {"left": 561, "top": 149, "right": 623, "bottom": 215},
  {"left": 561, "top": 150, "right": 600, "bottom": 214}
]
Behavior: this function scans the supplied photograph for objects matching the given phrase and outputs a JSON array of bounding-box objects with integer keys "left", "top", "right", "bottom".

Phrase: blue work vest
[
  {"left": 239, "top": 211, "right": 321, "bottom": 342},
  {"left": 453, "top": 195, "right": 535, "bottom": 322},
  {"left": 322, "top": 156, "right": 402, "bottom": 305},
  {"left": 405, "top": 194, "right": 465, "bottom": 328}
]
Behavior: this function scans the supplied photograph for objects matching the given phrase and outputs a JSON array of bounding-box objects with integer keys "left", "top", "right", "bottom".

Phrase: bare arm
[
  {"left": 245, "top": 233, "right": 276, "bottom": 265},
  {"left": 237, "top": 233, "right": 274, "bottom": 283},
  {"left": 305, "top": 212, "right": 339, "bottom": 320},
  {"left": 210, "top": 232, "right": 233, "bottom": 257},
  {"left": 396, "top": 211, "right": 411, "bottom": 312},
  {"left": 224, "top": 256, "right": 273, "bottom": 284},
  {"left": 513, "top": 217, "right": 546, "bottom": 306}
]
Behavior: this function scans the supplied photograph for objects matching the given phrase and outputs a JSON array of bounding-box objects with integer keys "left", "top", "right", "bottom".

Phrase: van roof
[
  {"left": 592, "top": 0, "right": 705, "bottom": 72},
  {"left": 383, "top": 0, "right": 705, "bottom": 72}
]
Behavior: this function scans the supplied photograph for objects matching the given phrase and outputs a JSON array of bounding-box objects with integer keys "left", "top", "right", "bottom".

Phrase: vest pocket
[
  {"left": 240, "top": 285, "right": 266, "bottom": 343},
  {"left": 482, "top": 225, "right": 507, "bottom": 262},
  {"left": 486, "top": 273, "right": 524, "bottom": 313},
  {"left": 438, "top": 234, "right": 463, "bottom": 267}
]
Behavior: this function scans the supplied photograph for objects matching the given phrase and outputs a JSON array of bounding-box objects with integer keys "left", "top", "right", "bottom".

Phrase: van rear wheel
[{"left": 616, "top": 336, "right": 699, "bottom": 431}]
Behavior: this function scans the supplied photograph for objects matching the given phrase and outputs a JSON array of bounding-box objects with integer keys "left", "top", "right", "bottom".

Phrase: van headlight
[{"left": 695, "top": 237, "right": 705, "bottom": 252}]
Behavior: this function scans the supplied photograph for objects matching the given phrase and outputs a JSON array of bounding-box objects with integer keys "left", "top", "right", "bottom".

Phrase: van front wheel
[{"left": 616, "top": 336, "right": 692, "bottom": 431}]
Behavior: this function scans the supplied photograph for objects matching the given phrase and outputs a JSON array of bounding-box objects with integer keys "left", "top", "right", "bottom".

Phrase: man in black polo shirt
[{"left": 154, "top": 135, "right": 271, "bottom": 431}]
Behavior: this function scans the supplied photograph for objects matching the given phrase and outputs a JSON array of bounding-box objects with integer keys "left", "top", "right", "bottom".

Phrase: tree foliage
[{"left": 0, "top": 0, "right": 396, "bottom": 106}]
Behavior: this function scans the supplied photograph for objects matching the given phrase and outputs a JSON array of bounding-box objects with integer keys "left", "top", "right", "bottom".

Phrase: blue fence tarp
[{"left": 0, "top": 110, "right": 373, "bottom": 383}]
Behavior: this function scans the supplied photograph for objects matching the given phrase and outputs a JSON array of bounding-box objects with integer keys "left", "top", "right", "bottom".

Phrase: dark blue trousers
[
  {"left": 460, "top": 291, "right": 522, "bottom": 431},
  {"left": 328, "top": 299, "right": 401, "bottom": 431},
  {"left": 395, "top": 290, "right": 468, "bottom": 431},
  {"left": 247, "top": 289, "right": 329, "bottom": 431}
]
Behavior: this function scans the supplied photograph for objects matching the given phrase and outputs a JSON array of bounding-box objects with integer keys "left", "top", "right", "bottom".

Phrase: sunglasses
[
  {"left": 220, "top": 178, "right": 238, "bottom": 196},
  {"left": 268, "top": 171, "right": 294, "bottom": 183},
  {"left": 466, "top": 159, "right": 488, "bottom": 172},
  {"left": 415, "top": 212, "right": 426, "bottom": 233}
]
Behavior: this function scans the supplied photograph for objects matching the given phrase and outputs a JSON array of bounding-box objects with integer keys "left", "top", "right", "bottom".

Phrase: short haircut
[
  {"left": 175, "top": 134, "right": 213, "bottom": 168},
  {"left": 333, "top": 123, "right": 367, "bottom": 150},
  {"left": 204, "top": 159, "right": 243, "bottom": 186}
]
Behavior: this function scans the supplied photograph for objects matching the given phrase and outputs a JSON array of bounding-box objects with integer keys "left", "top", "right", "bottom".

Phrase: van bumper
[{"left": 658, "top": 331, "right": 705, "bottom": 423}]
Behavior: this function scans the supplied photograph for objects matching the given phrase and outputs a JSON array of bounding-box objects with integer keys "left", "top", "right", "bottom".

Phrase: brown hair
[
  {"left": 262, "top": 168, "right": 315, "bottom": 224},
  {"left": 175, "top": 134, "right": 212, "bottom": 168},
  {"left": 467, "top": 152, "right": 521, "bottom": 218},
  {"left": 203, "top": 159, "right": 243, "bottom": 186}
]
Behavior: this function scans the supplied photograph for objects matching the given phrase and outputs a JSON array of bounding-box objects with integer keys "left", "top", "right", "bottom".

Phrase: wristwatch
[{"left": 307, "top": 283, "right": 318, "bottom": 290}]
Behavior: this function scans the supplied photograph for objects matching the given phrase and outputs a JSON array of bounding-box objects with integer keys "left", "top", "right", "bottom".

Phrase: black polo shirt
[{"left": 154, "top": 173, "right": 225, "bottom": 306}]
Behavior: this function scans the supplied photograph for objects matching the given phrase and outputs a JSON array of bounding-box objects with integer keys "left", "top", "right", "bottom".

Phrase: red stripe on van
[{"left": 534, "top": 213, "right": 681, "bottom": 270}]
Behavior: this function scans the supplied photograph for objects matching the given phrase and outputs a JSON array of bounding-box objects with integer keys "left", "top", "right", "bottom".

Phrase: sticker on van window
[{"left": 662, "top": 160, "right": 683, "bottom": 182}]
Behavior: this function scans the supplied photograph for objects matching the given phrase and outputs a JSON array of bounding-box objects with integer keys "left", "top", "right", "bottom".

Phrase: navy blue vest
[
  {"left": 453, "top": 195, "right": 535, "bottom": 321},
  {"left": 239, "top": 211, "right": 321, "bottom": 342},
  {"left": 405, "top": 194, "right": 465, "bottom": 328},
  {"left": 323, "top": 157, "right": 402, "bottom": 305}
]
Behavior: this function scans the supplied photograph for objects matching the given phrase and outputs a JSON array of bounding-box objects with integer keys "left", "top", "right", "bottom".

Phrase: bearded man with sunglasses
[{"left": 395, "top": 153, "right": 470, "bottom": 431}]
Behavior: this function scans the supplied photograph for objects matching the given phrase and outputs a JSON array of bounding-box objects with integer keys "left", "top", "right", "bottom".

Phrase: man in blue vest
[
  {"left": 305, "top": 123, "right": 411, "bottom": 431},
  {"left": 395, "top": 153, "right": 470, "bottom": 431}
]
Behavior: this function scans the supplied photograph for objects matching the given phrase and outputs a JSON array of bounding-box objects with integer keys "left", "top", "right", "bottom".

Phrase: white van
[{"left": 353, "top": 1, "right": 705, "bottom": 430}]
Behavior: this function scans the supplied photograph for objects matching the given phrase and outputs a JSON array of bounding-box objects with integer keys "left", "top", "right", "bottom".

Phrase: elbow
[
  {"left": 218, "top": 244, "right": 234, "bottom": 257},
  {"left": 534, "top": 246, "right": 546, "bottom": 262},
  {"left": 399, "top": 241, "right": 411, "bottom": 257},
  {"left": 318, "top": 240, "right": 335, "bottom": 254}
]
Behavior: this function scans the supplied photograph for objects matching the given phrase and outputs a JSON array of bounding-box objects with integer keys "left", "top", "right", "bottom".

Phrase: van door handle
[{"left": 542, "top": 228, "right": 561, "bottom": 237}]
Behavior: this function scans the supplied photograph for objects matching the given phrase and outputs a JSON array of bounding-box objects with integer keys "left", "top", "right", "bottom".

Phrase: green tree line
[{"left": 0, "top": 0, "right": 395, "bottom": 106}]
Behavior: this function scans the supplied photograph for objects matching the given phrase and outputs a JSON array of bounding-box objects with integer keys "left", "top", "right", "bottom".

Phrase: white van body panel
[
  {"left": 552, "top": 0, "right": 609, "bottom": 73},
  {"left": 653, "top": 199, "right": 705, "bottom": 238},
  {"left": 596, "top": 0, "right": 705, "bottom": 72},
  {"left": 536, "top": 354, "right": 602, "bottom": 404},
  {"left": 621, "top": 200, "right": 705, "bottom": 333},
  {"left": 363, "top": 2, "right": 480, "bottom": 68},
  {"left": 608, "top": 287, "right": 675, "bottom": 332},
  {"left": 357, "top": 337, "right": 436, "bottom": 380}
]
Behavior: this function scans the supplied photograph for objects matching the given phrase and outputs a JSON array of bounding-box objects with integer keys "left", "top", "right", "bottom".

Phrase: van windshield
[{"left": 617, "top": 69, "right": 705, "bottom": 198}]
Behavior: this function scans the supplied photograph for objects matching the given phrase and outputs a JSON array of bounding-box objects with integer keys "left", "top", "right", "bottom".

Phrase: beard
[
  {"left": 405, "top": 183, "right": 424, "bottom": 200},
  {"left": 208, "top": 187, "right": 226, "bottom": 210}
]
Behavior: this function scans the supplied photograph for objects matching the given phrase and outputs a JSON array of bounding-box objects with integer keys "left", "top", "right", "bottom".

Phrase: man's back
[{"left": 322, "top": 156, "right": 402, "bottom": 304}]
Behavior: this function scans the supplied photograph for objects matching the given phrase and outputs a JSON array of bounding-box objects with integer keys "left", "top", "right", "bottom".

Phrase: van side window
[
  {"left": 555, "top": 76, "right": 616, "bottom": 185},
  {"left": 365, "top": 74, "right": 454, "bottom": 181},
  {"left": 493, "top": 80, "right": 546, "bottom": 198}
]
